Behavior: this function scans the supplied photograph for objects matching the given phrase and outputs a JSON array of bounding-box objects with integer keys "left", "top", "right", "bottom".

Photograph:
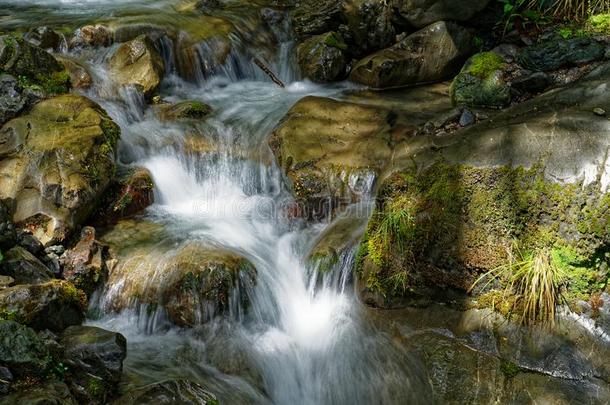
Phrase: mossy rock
[
  {"left": 450, "top": 52, "right": 511, "bottom": 108},
  {"left": 0, "top": 94, "right": 120, "bottom": 245},
  {"left": 519, "top": 37, "right": 605, "bottom": 72},
  {"left": 0, "top": 35, "right": 70, "bottom": 96},
  {"left": 113, "top": 380, "right": 217, "bottom": 404},
  {"left": 297, "top": 32, "right": 347, "bottom": 83},
  {"left": 102, "top": 242, "right": 256, "bottom": 327},
  {"left": 355, "top": 62, "right": 610, "bottom": 310},
  {"left": 393, "top": 0, "right": 491, "bottom": 29},
  {"left": 0, "top": 320, "right": 52, "bottom": 378},
  {"left": 154, "top": 100, "right": 212, "bottom": 121},
  {"left": 0, "top": 280, "right": 86, "bottom": 332},
  {"left": 357, "top": 162, "right": 609, "bottom": 307}
]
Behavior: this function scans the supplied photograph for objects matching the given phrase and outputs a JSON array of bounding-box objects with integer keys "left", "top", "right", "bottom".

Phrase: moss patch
[
  {"left": 464, "top": 52, "right": 506, "bottom": 79},
  {"left": 589, "top": 13, "right": 610, "bottom": 33},
  {"left": 357, "top": 162, "right": 610, "bottom": 309}
]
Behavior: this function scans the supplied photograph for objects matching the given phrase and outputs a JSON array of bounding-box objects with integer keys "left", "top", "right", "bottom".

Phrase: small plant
[
  {"left": 51, "top": 362, "right": 69, "bottom": 380},
  {"left": 471, "top": 245, "right": 567, "bottom": 326}
]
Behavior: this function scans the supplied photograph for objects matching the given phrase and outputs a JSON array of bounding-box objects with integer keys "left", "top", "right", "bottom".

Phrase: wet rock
[
  {"left": 162, "top": 245, "right": 257, "bottom": 327},
  {"left": 104, "top": 242, "right": 256, "bottom": 327},
  {"left": 341, "top": 0, "right": 395, "bottom": 57},
  {"left": 0, "top": 381, "right": 78, "bottom": 404},
  {"left": 72, "top": 25, "right": 112, "bottom": 48},
  {"left": 350, "top": 21, "right": 474, "bottom": 88},
  {"left": 0, "top": 35, "right": 69, "bottom": 96},
  {"left": 0, "top": 320, "right": 51, "bottom": 377},
  {"left": 16, "top": 230, "right": 45, "bottom": 256},
  {"left": 593, "top": 107, "right": 606, "bottom": 116},
  {"left": 108, "top": 35, "right": 165, "bottom": 99},
  {"left": 0, "top": 74, "right": 29, "bottom": 126},
  {"left": 24, "top": 26, "right": 64, "bottom": 51},
  {"left": 0, "top": 246, "right": 53, "bottom": 284},
  {"left": 269, "top": 96, "right": 402, "bottom": 219},
  {"left": 56, "top": 56, "right": 93, "bottom": 89},
  {"left": 96, "top": 167, "right": 155, "bottom": 225},
  {"left": 297, "top": 32, "right": 347, "bottom": 83},
  {"left": 154, "top": 100, "right": 212, "bottom": 121},
  {"left": 511, "top": 71, "right": 551, "bottom": 94},
  {"left": 451, "top": 52, "right": 511, "bottom": 108},
  {"left": 113, "top": 379, "right": 217, "bottom": 404},
  {"left": 291, "top": 0, "right": 344, "bottom": 38},
  {"left": 61, "top": 227, "right": 111, "bottom": 297},
  {"left": 60, "top": 325, "right": 127, "bottom": 404},
  {"left": 519, "top": 37, "right": 605, "bottom": 72},
  {"left": 0, "top": 94, "right": 120, "bottom": 246},
  {"left": 0, "top": 280, "right": 86, "bottom": 331},
  {"left": 393, "top": 0, "right": 491, "bottom": 29}
]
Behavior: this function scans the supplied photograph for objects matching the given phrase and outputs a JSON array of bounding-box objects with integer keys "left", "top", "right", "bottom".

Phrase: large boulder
[
  {"left": 60, "top": 326, "right": 127, "bottom": 404},
  {"left": 113, "top": 380, "right": 217, "bottom": 404},
  {"left": 0, "top": 245, "right": 53, "bottom": 285},
  {"left": 108, "top": 35, "right": 165, "bottom": 99},
  {"left": 297, "top": 32, "right": 348, "bottom": 83},
  {"left": 0, "top": 94, "right": 120, "bottom": 246},
  {"left": 102, "top": 242, "right": 256, "bottom": 327},
  {"left": 392, "top": 0, "right": 492, "bottom": 29},
  {"left": 355, "top": 62, "right": 610, "bottom": 309},
  {"left": 0, "top": 320, "right": 51, "bottom": 378},
  {"left": 269, "top": 88, "right": 456, "bottom": 219},
  {"left": 0, "top": 280, "right": 86, "bottom": 331},
  {"left": 451, "top": 51, "right": 511, "bottom": 108},
  {"left": 61, "top": 227, "right": 112, "bottom": 297},
  {"left": 350, "top": 21, "right": 474, "bottom": 89},
  {"left": 0, "top": 35, "right": 69, "bottom": 96}
]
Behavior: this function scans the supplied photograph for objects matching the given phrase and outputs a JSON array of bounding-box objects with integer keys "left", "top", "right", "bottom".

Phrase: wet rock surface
[
  {"left": 60, "top": 325, "right": 127, "bottom": 404},
  {"left": 0, "top": 94, "right": 120, "bottom": 245},
  {"left": 350, "top": 21, "right": 474, "bottom": 88}
]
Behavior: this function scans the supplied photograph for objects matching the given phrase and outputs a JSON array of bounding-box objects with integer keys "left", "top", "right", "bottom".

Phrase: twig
[{"left": 253, "top": 57, "right": 285, "bottom": 88}]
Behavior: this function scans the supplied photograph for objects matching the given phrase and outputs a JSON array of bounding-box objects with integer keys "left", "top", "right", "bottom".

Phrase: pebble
[
  {"left": 459, "top": 109, "right": 475, "bottom": 127},
  {"left": 593, "top": 107, "right": 606, "bottom": 116}
]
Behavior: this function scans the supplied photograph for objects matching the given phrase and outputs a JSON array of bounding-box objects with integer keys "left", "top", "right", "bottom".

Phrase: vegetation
[{"left": 471, "top": 246, "right": 567, "bottom": 326}]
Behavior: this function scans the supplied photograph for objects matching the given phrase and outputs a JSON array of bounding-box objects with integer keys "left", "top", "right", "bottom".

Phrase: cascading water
[{"left": 1, "top": 1, "right": 433, "bottom": 403}]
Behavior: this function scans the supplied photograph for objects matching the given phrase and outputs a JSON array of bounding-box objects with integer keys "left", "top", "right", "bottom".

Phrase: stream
[{"left": 0, "top": 0, "right": 434, "bottom": 403}]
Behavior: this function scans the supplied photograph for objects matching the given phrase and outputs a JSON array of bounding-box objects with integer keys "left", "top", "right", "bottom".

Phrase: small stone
[
  {"left": 593, "top": 107, "right": 606, "bottom": 116},
  {"left": 45, "top": 245, "right": 65, "bottom": 256},
  {"left": 459, "top": 109, "right": 476, "bottom": 127}
]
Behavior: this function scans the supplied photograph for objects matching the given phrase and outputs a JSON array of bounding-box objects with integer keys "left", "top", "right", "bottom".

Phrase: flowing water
[{"left": 2, "top": 1, "right": 435, "bottom": 403}]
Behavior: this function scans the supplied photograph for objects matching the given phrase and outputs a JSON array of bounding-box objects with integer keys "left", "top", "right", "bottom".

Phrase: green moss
[
  {"left": 86, "top": 376, "right": 105, "bottom": 398},
  {"left": 0, "top": 308, "right": 17, "bottom": 321},
  {"left": 357, "top": 161, "right": 610, "bottom": 308},
  {"left": 589, "top": 14, "right": 610, "bottom": 33},
  {"left": 58, "top": 281, "right": 88, "bottom": 311},
  {"left": 465, "top": 52, "right": 506, "bottom": 79},
  {"left": 185, "top": 101, "right": 212, "bottom": 118},
  {"left": 35, "top": 70, "right": 70, "bottom": 94},
  {"left": 323, "top": 32, "right": 347, "bottom": 51},
  {"left": 500, "top": 361, "right": 521, "bottom": 378}
]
